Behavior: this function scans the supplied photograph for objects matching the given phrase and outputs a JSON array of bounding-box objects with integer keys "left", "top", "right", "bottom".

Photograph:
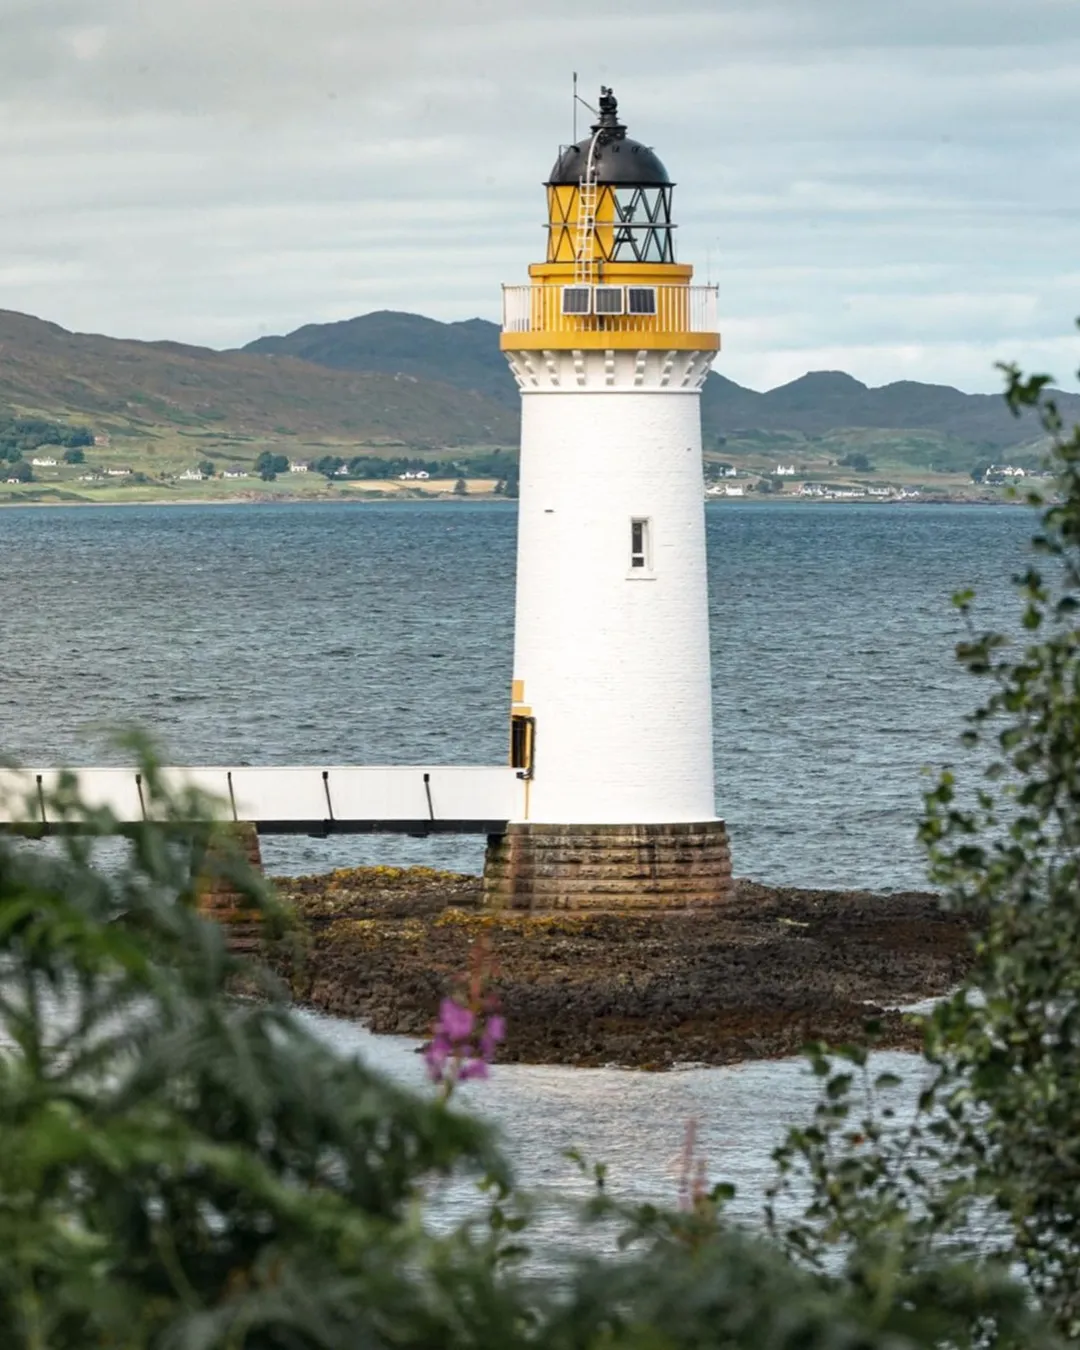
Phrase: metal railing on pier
[{"left": 0, "top": 764, "right": 521, "bottom": 836}]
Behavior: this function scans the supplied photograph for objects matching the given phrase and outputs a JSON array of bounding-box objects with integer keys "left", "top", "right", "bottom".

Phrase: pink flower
[
  {"left": 423, "top": 1033, "right": 452, "bottom": 1083},
  {"left": 437, "top": 998, "right": 475, "bottom": 1042},
  {"left": 423, "top": 949, "right": 506, "bottom": 1097},
  {"left": 479, "top": 1015, "right": 506, "bottom": 1060}
]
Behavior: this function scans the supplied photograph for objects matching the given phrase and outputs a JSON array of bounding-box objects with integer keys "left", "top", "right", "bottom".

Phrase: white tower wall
[{"left": 509, "top": 349, "right": 716, "bottom": 824}]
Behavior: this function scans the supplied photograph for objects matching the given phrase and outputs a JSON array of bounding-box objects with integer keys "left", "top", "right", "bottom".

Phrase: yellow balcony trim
[
  {"left": 501, "top": 330, "right": 720, "bottom": 353},
  {"left": 527, "top": 261, "right": 695, "bottom": 283}
]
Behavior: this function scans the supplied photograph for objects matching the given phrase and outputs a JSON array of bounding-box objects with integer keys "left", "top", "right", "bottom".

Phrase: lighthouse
[{"left": 483, "top": 87, "right": 732, "bottom": 910}]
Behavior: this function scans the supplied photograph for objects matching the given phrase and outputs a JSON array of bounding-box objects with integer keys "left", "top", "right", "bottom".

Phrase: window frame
[{"left": 628, "top": 516, "right": 654, "bottom": 576}]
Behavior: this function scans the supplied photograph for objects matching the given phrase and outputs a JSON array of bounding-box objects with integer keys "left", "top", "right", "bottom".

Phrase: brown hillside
[{"left": 0, "top": 310, "right": 517, "bottom": 448}]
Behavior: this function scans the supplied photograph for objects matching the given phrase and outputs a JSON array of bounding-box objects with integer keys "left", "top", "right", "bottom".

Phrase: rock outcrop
[{"left": 263, "top": 866, "right": 975, "bottom": 1069}]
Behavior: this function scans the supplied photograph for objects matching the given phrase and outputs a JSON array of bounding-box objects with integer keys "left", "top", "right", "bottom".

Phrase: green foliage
[
  {"left": 255, "top": 451, "right": 289, "bottom": 481},
  {"left": 312, "top": 454, "right": 345, "bottom": 480},
  {"left": 3, "top": 460, "right": 33, "bottom": 482},
  {"left": 337, "top": 452, "right": 517, "bottom": 481},
  {"left": 0, "top": 745, "right": 1048, "bottom": 1346},
  {"left": 344, "top": 454, "right": 434, "bottom": 480},
  {"left": 0, "top": 750, "right": 505, "bottom": 1347},
  {"left": 0, "top": 414, "right": 93, "bottom": 464},
  {"left": 453, "top": 476, "right": 468, "bottom": 496},
  {"left": 198, "top": 459, "right": 216, "bottom": 479},
  {"left": 455, "top": 448, "right": 514, "bottom": 478},
  {"left": 839, "top": 451, "right": 875, "bottom": 472},
  {"left": 767, "top": 337, "right": 1080, "bottom": 1339},
  {"left": 62, "top": 447, "right": 85, "bottom": 465},
  {"left": 492, "top": 461, "right": 520, "bottom": 498}
]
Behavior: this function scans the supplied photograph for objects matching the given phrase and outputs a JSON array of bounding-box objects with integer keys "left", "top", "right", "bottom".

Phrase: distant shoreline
[
  {"left": 0, "top": 493, "right": 516, "bottom": 510},
  {"left": 0, "top": 490, "right": 1024, "bottom": 511}
]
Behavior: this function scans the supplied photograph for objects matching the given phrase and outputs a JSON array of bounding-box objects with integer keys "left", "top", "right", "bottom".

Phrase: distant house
[
  {"left": 415, "top": 470, "right": 430, "bottom": 480},
  {"left": 30, "top": 456, "right": 57, "bottom": 467},
  {"left": 333, "top": 465, "right": 349, "bottom": 476},
  {"left": 177, "top": 468, "right": 204, "bottom": 481},
  {"left": 93, "top": 434, "right": 111, "bottom": 448},
  {"left": 722, "top": 485, "right": 745, "bottom": 497},
  {"left": 223, "top": 467, "right": 248, "bottom": 479},
  {"left": 774, "top": 464, "right": 796, "bottom": 476},
  {"left": 288, "top": 461, "right": 310, "bottom": 473},
  {"left": 105, "top": 467, "right": 132, "bottom": 477},
  {"left": 5, "top": 475, "right": 23, "bottom": 484}
]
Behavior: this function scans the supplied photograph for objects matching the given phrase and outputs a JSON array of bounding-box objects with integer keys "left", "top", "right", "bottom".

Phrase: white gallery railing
[{"left": 502, "top": 283, "right": 718, "bottom": 336}]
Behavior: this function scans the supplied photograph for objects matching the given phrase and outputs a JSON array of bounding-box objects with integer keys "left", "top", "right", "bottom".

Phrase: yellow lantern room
[{"left": 501, "top": 87, "right": 720, "bottom": 353}]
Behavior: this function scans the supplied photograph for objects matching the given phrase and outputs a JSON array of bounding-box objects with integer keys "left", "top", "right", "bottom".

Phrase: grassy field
[
  {"left": 0, "top": 471, "right": 502, "bottom": 507},
  {"left": 1, "top": 412, "right": 1023, "bottom": 510},
  {"left": 1, "top": 411, "right": 513, "bottom": 506},
  {"left": 2, "top": 469, "right": 1016, "bottom": 510}
]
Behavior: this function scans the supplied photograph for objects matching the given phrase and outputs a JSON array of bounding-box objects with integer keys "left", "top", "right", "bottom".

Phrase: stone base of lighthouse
[{"left": 482, "top": 821, "right": 732, "bottom": 912}]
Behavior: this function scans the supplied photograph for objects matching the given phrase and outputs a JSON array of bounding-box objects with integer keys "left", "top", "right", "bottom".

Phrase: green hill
[
  {"left": 2, "top": 306, "right": 1076, "bottom": 481},
  {"left": 698, "top": 369, "right": 1076, "bottom": 465},
  {"left": 247, "top": 312, "right": 1080, "bottom": 467},
  {"left": 243, "top": 311, "right": 518, "bottom": 409},
  {"left": 0, "top": 309, "right": 516, "bottom": 450}
]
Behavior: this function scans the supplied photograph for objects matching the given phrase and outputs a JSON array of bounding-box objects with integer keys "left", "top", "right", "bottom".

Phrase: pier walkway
[{"left": 0, "top": 765, "right": 519, "bottom": 836}]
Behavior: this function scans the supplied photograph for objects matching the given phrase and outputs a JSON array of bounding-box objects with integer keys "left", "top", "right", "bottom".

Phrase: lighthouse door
[{"left": 510, "top": 714, "right": 536, "bottom": 778}]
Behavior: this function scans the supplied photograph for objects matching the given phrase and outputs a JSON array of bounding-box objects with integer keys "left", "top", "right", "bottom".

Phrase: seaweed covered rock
[{"left": 266, "top": 868, "right": 975, "bottom": 1069}]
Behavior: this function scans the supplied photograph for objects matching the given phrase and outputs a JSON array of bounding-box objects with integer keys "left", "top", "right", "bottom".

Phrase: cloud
[{"left": 1, "top": 0, "right": 1078, "bottom": 391}]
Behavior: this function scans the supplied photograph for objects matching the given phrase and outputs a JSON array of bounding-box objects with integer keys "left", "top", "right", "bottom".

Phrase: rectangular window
[
  {"left": 561, "top": 286, "right": 592, "bottom": 316},
  {"left": 593, "top": 285, "right": 624, "bottom": 315},
  {"left": 630, "top": 517, "right": 650, "bottom": 570},
  {"left": 626, "top": 286, "right": 657, "bottom": 316}
]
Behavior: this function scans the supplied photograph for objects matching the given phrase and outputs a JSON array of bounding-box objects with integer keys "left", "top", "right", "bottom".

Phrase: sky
[{"left": 1, "top": 0, "right": 1079, "bottom": 393}]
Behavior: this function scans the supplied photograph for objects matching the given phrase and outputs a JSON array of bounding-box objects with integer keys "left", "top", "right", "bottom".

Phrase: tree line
[
  {"left": 0, "top": 413, "right": 93, "bottom": 464},
  {"left": 291, "top": 450, "right": 519, "bottom": 495}
]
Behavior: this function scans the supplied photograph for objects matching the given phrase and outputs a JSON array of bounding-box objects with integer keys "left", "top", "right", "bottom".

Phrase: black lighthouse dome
[{"left": 547, "top": 87, "right": 670, "bottom": 187}]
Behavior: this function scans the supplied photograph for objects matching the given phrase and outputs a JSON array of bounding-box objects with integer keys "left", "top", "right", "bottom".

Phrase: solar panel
[
  {"left": 626, "top": 287, "right": 657, "bottom": 316},
  {"left": 561, "top": 287, "right": 592, "bottom": 316},
  {"left": 593, "top": 286, "right": 625, "bottom": 315}
]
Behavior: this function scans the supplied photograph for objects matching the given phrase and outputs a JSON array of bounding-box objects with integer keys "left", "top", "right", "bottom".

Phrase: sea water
[{"left": 0, "top": 499, "right": 1030, "bottom": 1212}]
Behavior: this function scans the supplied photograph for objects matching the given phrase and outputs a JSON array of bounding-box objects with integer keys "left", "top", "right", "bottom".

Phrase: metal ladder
[{"left": 574, "top": 173, "right": 598, "bottom": 285}]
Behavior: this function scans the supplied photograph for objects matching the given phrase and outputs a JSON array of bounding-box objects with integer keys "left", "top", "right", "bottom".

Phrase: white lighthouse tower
[{"left": 484, "top": 87, "right": 731, "bottom": 910}]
